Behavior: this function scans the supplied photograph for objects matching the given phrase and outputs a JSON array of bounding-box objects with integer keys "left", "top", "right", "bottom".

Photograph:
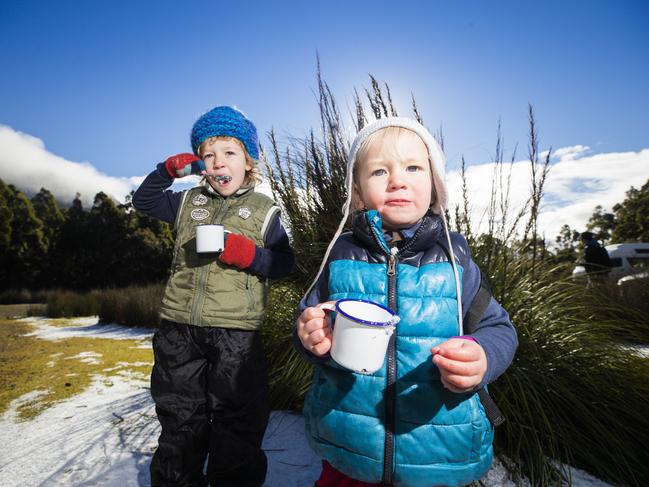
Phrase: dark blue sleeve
[
  {"left": 460, "top": 255, "right": 518, "bottom": 388},
  {"left": 248, "top": 212, "right": 295, "bottom": 280},
  {"left": 132, "top": 163, "right": 183, "bottom": 224}
]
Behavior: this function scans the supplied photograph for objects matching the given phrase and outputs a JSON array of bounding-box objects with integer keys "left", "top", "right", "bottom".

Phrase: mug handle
[
  {"left": 318, "top": 302, "right": 336, "bottom": 329},
  {"left": 319, "top": 302, "right": 336, "bottom": 312}
]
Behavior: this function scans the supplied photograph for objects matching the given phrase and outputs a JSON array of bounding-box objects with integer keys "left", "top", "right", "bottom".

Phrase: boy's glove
[
  {"left": 164, "top": 153, "right": 206, "bottom": 178},
  {"left": 219, "top": 233, "right": 256, "bottom": 269}
]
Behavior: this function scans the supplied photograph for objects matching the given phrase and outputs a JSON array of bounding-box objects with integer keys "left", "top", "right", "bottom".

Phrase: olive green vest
[{"left": 160, "top": 184, "right": 279, "bottom": 330}]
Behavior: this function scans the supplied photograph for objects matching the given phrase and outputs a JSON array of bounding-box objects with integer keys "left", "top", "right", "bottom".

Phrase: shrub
[
  {"left": 97, "top": 284, "right": 165, "bottom": 327},
  {"left": 46, "top": 289, "right": 100, "bottom": 317}
]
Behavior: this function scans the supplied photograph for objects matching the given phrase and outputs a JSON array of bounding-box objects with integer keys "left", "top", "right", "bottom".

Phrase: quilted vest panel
[
  {"left": 304, "top": 247, "right": 493, "bottom": 486},
  {"left": 160, "top": 186, "right": 276, "bottom": 329}
]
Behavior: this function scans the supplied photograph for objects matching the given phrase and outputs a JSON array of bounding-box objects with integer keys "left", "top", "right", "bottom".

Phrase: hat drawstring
[
  {"left": 303, "top": 158, "right": 355, "bottom": 297},
  {"left": 440, "top": 206, "right": 464, "bottom": 335}
]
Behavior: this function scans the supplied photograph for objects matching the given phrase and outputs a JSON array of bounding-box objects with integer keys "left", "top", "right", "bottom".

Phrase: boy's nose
[
  {"left": 212, "top": 157, "right": 225, "bottom": 169},
  {"left": 388, "top": 172, "right": 407, "bottom": 189}
]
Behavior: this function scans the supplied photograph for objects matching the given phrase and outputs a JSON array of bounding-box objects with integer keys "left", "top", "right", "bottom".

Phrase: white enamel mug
[
  {"left": 195, "top": 224, "right": 225, "bottom": 253},
  {"left": 323, "top": 299, "right": 400, "bottom": 375}
]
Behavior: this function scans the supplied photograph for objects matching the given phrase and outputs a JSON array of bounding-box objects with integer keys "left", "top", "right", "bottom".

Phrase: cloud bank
[
  {"left": 445, "top": 145, "right": 649, "bottom": 241},
  {"left": 0, "top": 125, "right": 144, "bottom": 207}
]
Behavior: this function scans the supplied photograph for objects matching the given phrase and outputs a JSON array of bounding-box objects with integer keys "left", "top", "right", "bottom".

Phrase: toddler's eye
[
  {"left": 226, "top": 151, "right": 236, "bottom": 156},
  {"left": 203, "top": 154, "right": 214, "bottom": 160},
  {"left": 371, "top": 168, "right": 387, "bottom": 177},
  {"left": 406, "top": 165, "right": 421, "bottom": 172}
]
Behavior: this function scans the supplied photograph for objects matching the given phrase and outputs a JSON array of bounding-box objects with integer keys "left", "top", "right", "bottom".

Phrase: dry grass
[
  {"left": 0, "top": 304, "right": 46, "bottom": 319},
  {"left": 0, "top": 318, "right": 152, "bottom": 421}
]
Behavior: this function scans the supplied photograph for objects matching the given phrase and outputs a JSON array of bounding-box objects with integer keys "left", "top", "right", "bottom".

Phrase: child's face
[
  {"left": 356, "top": 130, "right": 432, "bottom": 230},
  {"left": 200, "top": 138, "right": 251, "bottom": 197}
]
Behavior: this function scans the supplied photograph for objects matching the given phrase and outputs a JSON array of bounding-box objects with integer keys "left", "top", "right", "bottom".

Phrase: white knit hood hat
[
  {"left": 346, "top": 117, "right": 448, "bottom": 215},
  {"left": 305, "top": 117, "right": 465, "bottom": 332}
]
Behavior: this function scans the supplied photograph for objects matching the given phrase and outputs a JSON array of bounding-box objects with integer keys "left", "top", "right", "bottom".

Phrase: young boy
[
  {"left": 294, "top": 117, "right": 518, "bottom": 486},
  {"left": 133, "top": 106, "right": 294, "bottom": 487}
]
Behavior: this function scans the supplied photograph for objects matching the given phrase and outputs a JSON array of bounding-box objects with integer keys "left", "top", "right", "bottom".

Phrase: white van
[{"left": 572, "top": 242, "right": 649, "bottom": 279}]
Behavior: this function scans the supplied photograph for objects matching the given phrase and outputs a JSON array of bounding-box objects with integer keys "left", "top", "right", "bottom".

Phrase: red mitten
[
  {"left": 219, "top": 233, "right": 256, "bottom": 269},
  {"left": 164, "top": 153, "right": 206, "bottom": 178}
]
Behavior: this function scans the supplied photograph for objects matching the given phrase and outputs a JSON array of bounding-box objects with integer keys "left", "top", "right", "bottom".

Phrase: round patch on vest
[
  {"left": 238, "top": 207, "right": 252, "bottom": 219},
  {"left": 192, "top": 194, "right": 208, "bottom": 206},
  {"left": 190, "top": 208, "right": 210, "bottom": 221}
]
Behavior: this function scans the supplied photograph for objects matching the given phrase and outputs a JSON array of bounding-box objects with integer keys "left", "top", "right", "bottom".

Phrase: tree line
[
  {"left": 0, "top": 179, "right": 173, "bottom": 291},
  {"left": 2, "top": 173, "right": 647, "bottom": 294}
]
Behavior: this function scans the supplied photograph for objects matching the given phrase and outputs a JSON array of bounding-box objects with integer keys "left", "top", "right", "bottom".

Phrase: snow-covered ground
[{"left": 0, "top": 318, "right": 613, "bottom": 486}]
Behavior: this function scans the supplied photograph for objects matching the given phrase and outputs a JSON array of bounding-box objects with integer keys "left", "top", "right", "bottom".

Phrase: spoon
[{"left": 206, "top": 174, "right": 232, "bottom": 183}]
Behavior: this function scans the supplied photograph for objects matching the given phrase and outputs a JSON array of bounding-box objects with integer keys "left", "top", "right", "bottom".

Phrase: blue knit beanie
[{"left": 190, "top": 106, "right": 259, "bottom": 159}]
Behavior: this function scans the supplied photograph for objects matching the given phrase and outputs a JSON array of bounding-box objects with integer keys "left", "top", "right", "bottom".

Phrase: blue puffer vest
[{"left": 303, "top": 210, "right": 494, "bottom": 487}]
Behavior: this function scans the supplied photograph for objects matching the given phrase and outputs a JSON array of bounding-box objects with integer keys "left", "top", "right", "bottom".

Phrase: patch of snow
[
  {"left": 0, "top": 376, "right": 156, "bottom": 487},
  {"left": 21, "top": 317, "right": 155, "bottom": 342},
  {"left": 66, "top": 351, "right": 103, "bottom": 365},
  {"left": 0, "top": 376, "right": 321, "bottom": 487}
]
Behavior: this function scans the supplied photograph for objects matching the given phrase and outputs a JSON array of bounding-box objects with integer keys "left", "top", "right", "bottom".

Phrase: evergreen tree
[
  {"left": 586, "top": 205, "right": 616, "bottom": 244},
  {"left": 31, "top": 188, "right": 65, "bottom": 250},
  {"left": 31, "top": 188, "right": 65, "bottom": 286},
  {"left": 86, "top": 192, "right": 130, "bottom": 286},
  {"left": 0, "top": 180, "right": 14, "bottom": 288},
  {"left": 611, "top": 178, "right": 649, "bottom": 243},
  {"left": 553, "top": 223, "right": 580, "bottom": 263},
  {"left": 123, "top": 192, "right": 173, "bottom": 284},
  {"left": 50, "top": 194, "right": 91, "bottom": 289},
  {"left": 1, "top": 184, "right": 46, "bottom": 289}
]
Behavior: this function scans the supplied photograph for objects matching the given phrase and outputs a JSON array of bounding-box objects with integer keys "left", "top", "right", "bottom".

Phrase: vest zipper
[
  {"left": 245, "top": 274, "right": 254, "bottom": 312},
  {"left": 383, "top": 247, "right": 398, "bottom": 485},
  {"left": 365, "top": 214, "right": 398, "bottom": 485},
  {"left": 190, "top": 196, "right": 231, "bottom": 325},
  {"left": 366, "top": 214, "right": 428, "bottom": 485}
]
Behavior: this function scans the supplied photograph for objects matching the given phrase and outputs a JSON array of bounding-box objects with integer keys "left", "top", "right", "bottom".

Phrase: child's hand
[
  {"left": 431, "top": 338, "right": 487, "bottom": 393},
  {"left": 219, "top": 233, "right": 256, "bottom": 269},
  {"left": 164, "top": 153, "right": 206, "bottom": 178},
  {"left": 297, "top": 303, "right": 333, "bottom": 357}
]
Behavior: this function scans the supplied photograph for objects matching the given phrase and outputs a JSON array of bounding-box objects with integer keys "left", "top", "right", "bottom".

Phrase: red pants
[{"left": 315, "top": 461, "right": 383, "bottom": 487}]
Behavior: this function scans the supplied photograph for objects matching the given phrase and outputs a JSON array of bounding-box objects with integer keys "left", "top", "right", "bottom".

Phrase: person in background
[{"left": 580, "top": 231, "right": 612, "bottom": 283}]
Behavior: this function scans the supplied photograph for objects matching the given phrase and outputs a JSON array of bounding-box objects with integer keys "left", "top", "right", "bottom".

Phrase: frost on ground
[
  {"left": 0, "top": 318, "right": 614, "bottom": 487},
  {"left": 0, "top": 376, "right": 321, "bottom": 487},
  {"left": 20, "top": 316, "right": 155, "bottom": 344}
]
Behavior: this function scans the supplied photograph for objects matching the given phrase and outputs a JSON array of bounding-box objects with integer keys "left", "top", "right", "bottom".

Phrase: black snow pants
[{"left": 149, "top": 320, "right": 270, "bottom": 487}]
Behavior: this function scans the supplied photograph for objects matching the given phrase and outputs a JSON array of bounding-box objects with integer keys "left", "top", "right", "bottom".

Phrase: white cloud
[
  {"left": 545, "top": 144, "right": 590, "bottom": 160},
  {"left": 0, "top": 125, "right": 144, "bottom": 207},
  {"left": 446, "top": 146, "right": 649, "bottom": 242}
]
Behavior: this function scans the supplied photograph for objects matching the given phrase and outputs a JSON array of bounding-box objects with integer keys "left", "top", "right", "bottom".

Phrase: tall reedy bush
[{"left": 456, "top": 108, "right": 649, "bottom": 485}]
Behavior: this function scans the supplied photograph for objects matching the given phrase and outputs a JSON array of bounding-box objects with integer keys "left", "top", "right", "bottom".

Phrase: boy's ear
[{"left": 351, "top": 182, "right": 364, "bottom": 210}]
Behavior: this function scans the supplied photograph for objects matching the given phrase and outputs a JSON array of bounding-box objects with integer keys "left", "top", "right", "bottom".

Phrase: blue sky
[{"left": 1, "top": 0, "right": 648, "bottom": 237}]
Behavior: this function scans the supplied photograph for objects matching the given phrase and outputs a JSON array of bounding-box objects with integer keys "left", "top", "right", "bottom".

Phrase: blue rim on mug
[{"left": 335, "top": 298, "right": 398, "bottom": 327}]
